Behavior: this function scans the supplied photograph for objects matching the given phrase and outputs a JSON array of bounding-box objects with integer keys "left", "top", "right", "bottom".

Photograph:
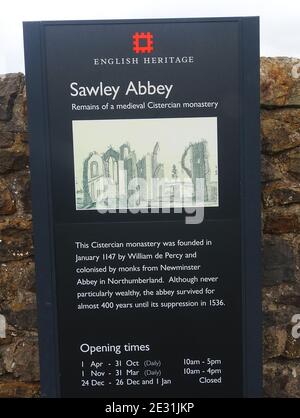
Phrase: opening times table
[{"left": 79, "top": 351, "right": 224, "bottom": 391}]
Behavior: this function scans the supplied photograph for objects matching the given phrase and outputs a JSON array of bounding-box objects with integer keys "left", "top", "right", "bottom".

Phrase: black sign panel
[{"left": 23, "top": 18, "right": 261, "bottom": 398}]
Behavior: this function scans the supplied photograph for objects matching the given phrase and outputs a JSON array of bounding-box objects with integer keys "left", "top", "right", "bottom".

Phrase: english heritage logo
[
  {"left": 93, "top": 30, "right": 194, "bottom": 66},
  {"left": 132, "top": 32, "right": 154, "bottom": 54}
]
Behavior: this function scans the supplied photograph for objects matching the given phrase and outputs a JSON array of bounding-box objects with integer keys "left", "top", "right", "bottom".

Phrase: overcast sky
[{"left": 0, "top": 0, "right": 299, "bottom": 74}]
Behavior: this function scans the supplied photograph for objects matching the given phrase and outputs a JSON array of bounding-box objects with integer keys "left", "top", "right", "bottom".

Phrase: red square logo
[{"left": 132, "top": 32, "right": 154, "bottom": 54}]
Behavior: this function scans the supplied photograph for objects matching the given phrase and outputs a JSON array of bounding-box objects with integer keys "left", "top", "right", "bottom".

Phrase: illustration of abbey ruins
[{"left": 76, "top": 140, "right": 218, "bottom": 210}]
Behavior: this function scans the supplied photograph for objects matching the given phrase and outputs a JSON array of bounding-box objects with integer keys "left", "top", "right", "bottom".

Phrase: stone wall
[
  {"left": 0, "top": 58, "right": 299, "bottom": 398},
  {"left": 261, "top": 58, "right": 300, "bottom": 397},
  {"left": 0, "top": 73, "right": 39, "bottom": 397}
]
